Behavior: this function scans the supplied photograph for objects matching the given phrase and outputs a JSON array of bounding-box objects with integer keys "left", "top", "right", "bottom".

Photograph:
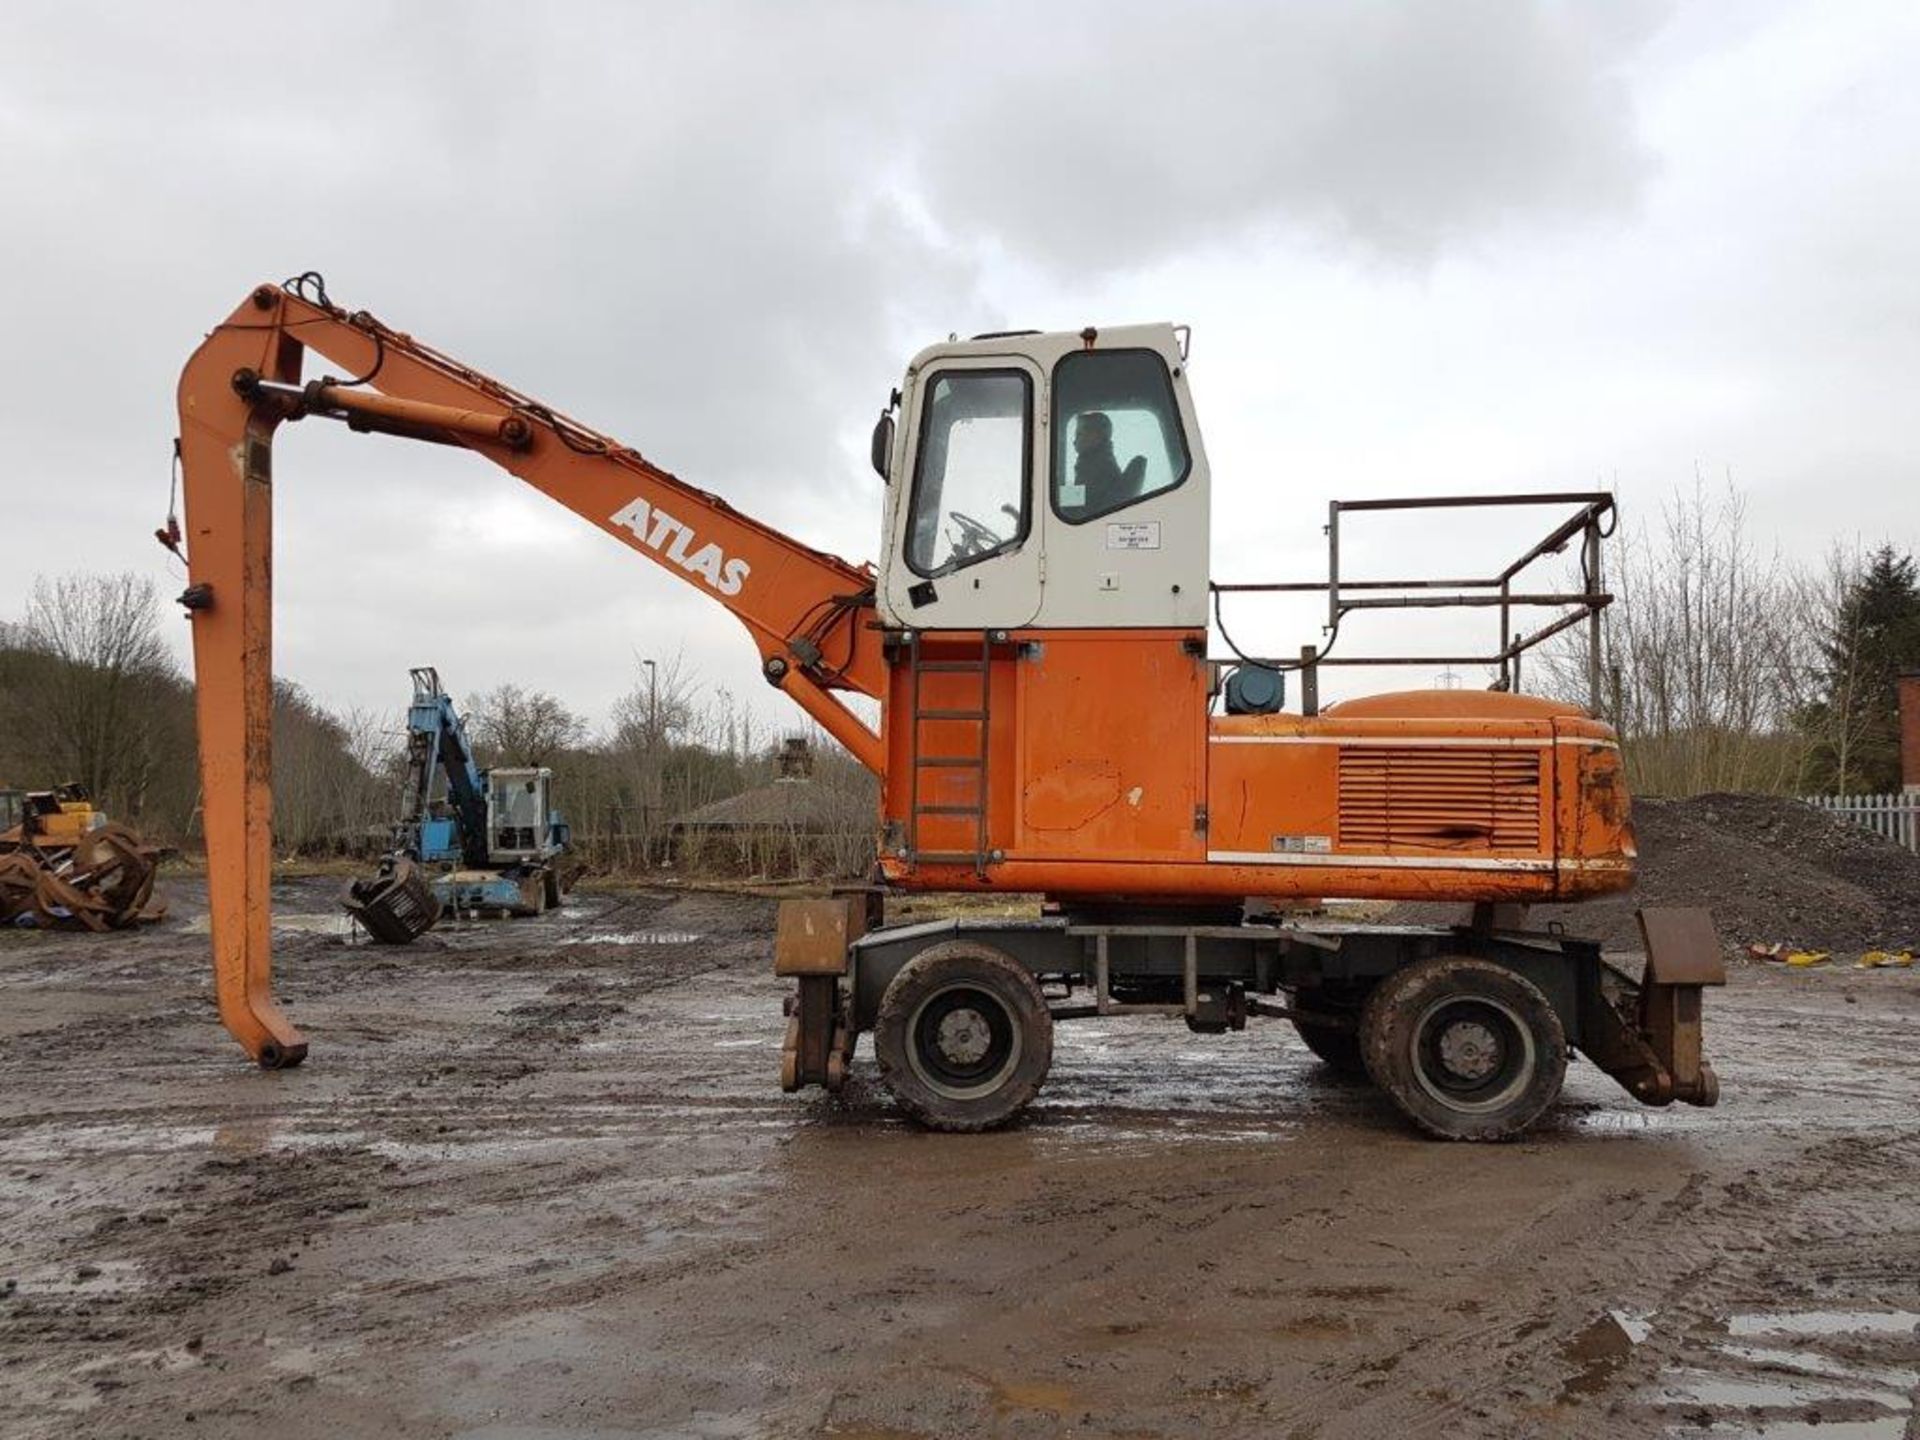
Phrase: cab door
[
  {"left": 1032, "top": 340, "right": 1211, "bottom": 631},
  {"left": 881, "top": 356, "right": 1045, "bottom": 630}
]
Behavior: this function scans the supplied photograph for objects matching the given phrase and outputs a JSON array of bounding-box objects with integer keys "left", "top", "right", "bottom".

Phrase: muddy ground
[{"left": 4, "top": 877, "right": 1920, "bottom": 1440}]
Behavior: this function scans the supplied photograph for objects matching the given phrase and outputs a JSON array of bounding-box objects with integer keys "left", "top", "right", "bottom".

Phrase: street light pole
[{"left": 641, "top": 658, "right": 658, "bottom": 867}]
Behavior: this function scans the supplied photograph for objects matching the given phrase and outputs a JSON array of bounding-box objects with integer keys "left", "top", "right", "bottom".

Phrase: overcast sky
[{"left": 3, "top": 2, "right": 1915, "bottom": 739}]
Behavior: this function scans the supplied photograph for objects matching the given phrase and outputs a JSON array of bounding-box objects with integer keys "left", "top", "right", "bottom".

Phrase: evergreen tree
[{"left": 1814, "top": 545, "right": 1920, "bottom": 791}]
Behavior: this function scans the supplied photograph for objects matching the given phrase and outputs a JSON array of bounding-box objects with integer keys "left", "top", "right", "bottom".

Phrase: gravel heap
[{"left": 1534, "top": 792, "right": 1920, "bottom": 954}]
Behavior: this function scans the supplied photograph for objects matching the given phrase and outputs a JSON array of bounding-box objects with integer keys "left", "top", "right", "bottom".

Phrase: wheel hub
[
  {"left": 935, "top": 1007, "right": 993, "bottom": 1066},
  {"left": 907, "top": 982, "right": 1023, "bottom": 1101},
  {"left": 1409, "top": 992, "right": 1537, "bottom": 1116},
  {"left": 1436, "top": 1019, "right": 1501, "bottom": 1082}
]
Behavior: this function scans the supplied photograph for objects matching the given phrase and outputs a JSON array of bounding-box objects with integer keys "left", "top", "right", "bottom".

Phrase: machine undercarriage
[{"left": 778, "top": 896, "right": 1723, "bottom": 1141}]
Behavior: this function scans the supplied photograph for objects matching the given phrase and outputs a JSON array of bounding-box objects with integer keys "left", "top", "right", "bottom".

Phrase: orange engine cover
[{"left": 879, "top": 630, "right": 1634, "bottom": 906}]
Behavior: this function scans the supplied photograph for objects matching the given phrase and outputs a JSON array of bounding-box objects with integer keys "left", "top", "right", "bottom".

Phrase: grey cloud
[
  {"left": 0, "top": 1, "right": 1693, "bottom": 724},
  {"left": 900, "top": 2, "right": 1661, "bottom": 270}
]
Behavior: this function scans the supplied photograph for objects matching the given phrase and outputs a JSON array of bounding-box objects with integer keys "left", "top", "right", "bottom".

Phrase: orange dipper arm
[{"left": 177, "top": 279, "right": 886, "bottom": 1064}]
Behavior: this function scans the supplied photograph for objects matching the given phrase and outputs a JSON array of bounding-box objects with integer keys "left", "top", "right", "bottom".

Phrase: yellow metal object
[
  {"left": 1857, "top": 950, "right": 1915, "bottom": 969},
  {"left": 37, "top": 802, "right": 98, "bottom": 841},
  {"left": 1784, "top": 951, "right": 1831, "bottom": 968}
]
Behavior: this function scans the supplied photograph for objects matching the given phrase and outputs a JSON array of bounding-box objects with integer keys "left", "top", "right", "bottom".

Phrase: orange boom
[{"left": 173, "top": 277, "right": 1717, "bottom": 1139}]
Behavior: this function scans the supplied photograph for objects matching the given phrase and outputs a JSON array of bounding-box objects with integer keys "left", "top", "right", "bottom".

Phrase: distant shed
[{"left": 670, "top": 739, "right": 867, "bottom": 877}]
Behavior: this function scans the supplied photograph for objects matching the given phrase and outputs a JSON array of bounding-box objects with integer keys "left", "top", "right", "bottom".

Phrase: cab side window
[
  {"left": 906, "top": 370, "right": 1031, "bottom": 576},
  {"left": 1052, "top": 350, "right": 1191, "bottom": 523}
]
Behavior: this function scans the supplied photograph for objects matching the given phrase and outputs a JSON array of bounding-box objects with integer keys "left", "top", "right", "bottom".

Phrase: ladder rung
[
  {"left": 917, "top": 709, "right": 987, "bottom": 721},
  {"left": 915, "top": 804, "right": 984, "bottom": 816},
  {"left": 916, "top": 756, "right": 983, "bottom": 768},
  {"left": 916, "top": 661, "right": 988, "bottom": 673}
]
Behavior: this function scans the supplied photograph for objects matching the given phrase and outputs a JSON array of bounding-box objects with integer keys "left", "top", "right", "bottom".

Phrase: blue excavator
[{"left": 344, "top": 667, "right": 569, "bottom": 942}]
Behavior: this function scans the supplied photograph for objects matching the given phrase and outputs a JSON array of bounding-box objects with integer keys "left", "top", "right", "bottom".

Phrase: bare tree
[
  {"left": 1545, "top": 479, "right": 1820, "bottom": 796},
  {"left": 12, "top": 573, "right": 176, "bottom": 818},
  {"left": 604, "top": 653, "right": 700, "bottom": 867},
  {"left": 270, "top": 684, "right": 398, "bottom": 856},
  {"left": 466, "top": 683, "right": 585, "bottom": 767},
  {"left": 336, "top": 703, "right": 407, "bottom": 848}
]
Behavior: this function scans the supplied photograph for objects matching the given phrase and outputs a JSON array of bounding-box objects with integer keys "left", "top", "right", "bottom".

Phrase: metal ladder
[{"left": 906, "top": 630, "right": 993, "bottom": 873}]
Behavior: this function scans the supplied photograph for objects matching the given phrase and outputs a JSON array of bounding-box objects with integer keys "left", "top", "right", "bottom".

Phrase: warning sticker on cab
[{"left": 1105, "top": 520, "right": 1161, "bottom": 550}]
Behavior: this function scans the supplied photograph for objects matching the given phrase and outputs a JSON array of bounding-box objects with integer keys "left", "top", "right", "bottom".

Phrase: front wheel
[
  {"left": 874, "top": 941, "right": 1053, "bottom": 1132},
  {"left": 1360, "top": 956, "right": 1567, "bottom": 1141}
]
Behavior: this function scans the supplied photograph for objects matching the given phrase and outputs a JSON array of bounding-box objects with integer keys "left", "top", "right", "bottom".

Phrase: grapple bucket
[{"left": 343, "top": 858, "right": 441, "bottom": 944}]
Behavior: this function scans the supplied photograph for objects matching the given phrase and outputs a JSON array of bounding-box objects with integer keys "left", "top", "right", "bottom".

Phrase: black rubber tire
[
  {"left": 542, "top": 868, "right": 562, "bottom": 911},
  {"left": 1290, "top": 1011, "right": 1368, "bottom": 1078},
  {"left": 874, "top": 941, "right": 1053, "bottom": 1132},
  {"left": 1359, "top": 955, "right": 1567, "bottom": 1141},
  {"left": 1287, "top": 983, "right": 1373, "bottom": 1078}
]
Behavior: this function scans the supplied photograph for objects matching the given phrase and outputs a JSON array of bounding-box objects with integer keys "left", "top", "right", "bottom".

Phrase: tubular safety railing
[{"left": 1211, "top": 492, "right": 1616, "bottom": 715}]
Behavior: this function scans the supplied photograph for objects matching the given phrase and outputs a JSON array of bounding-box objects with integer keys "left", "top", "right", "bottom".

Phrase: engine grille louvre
[{"left": 1338, "top": 747, "right": 1543, "bottom": 851}]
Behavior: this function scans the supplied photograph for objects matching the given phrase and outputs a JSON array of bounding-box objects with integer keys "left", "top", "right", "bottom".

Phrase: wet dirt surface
[{"left": 4, "top": 877, "right": 1920, "bottom": 1439}]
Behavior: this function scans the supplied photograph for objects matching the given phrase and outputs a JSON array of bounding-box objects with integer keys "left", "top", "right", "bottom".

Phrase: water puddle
[
  {"left": 1643, "top": 1309, "right": 1920, "bottom": 1436},
  {"left": 1654, "top": 1368, "right": 1901, "bottom": 1410},
  {"left": 183, "top": 911, "right": 367, "bottom": 941},
  {"left": 1728, "top": 1311, "right": 1920, "bottom": 1338},
  {"left": 13, "top": 1257, "right": 150, "bottom": 1297},
  {"left": 1713, "top": 1422, "right": 1911, "bottom": 1440},
  {"left": 1564, "top": 1108, "right": 1678, "bottom": 1132},
  {"left": 1718, "top": 1343, "right": 1920, "bottom": 1392},
  {"left": 6, "top": 1120, "right": 230, "bottom": 1162},
  {"left": 991, "top": 1379, "right": 1080, "bottom": 1414},
  {"left": 557, "top": 930, "right": 702, "bottom": 946}
]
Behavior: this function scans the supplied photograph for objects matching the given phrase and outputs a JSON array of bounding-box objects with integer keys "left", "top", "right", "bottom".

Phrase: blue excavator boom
[{"left": 400, "top": 667, "right": 491, "bottom": 868}]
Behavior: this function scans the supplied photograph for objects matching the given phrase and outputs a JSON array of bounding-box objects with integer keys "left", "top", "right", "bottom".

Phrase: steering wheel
[{"left": 946, "top": 509, "right": 1003, "bottom": 559}]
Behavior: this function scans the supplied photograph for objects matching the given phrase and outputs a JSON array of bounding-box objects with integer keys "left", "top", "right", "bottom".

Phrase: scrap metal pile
[{"left": 0, "top": 786, "right": 166, "bottom": 931}]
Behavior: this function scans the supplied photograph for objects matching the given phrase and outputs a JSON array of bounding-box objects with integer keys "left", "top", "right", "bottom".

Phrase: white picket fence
[{"left": 1805, "top": 791, "right": 1920, "bottom": 853}]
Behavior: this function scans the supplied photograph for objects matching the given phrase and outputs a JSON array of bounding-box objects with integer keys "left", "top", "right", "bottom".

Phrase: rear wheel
[
  {"left": 1360, "top": 956, "right": 1566, "bottom": 1141},
  {"left": 1288, "top": 984, "right": 1372, "bottom": 1078},
  {"left": 875, "top": 941, "right": 1053, "bottom": 1132}
]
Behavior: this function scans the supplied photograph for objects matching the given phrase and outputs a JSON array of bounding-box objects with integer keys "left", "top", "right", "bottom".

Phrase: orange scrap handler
[{"left": 171, "top": 274, "right": 1722, "bottom": 1139}]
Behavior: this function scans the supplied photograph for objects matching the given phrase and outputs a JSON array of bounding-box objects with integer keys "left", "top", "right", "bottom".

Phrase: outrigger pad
[
  {"left": 1580, "top": 907, "right": 1726, "bottom": 1109},
  {"left": 1634, "top": 905, "right": 1722, "bottom": 1107},
  {"left": 1637, "top": 908, "right": 1728, "bottom": 987},
  {"left": 773, "top": 896, "right": 864, "bottom": 977}
]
